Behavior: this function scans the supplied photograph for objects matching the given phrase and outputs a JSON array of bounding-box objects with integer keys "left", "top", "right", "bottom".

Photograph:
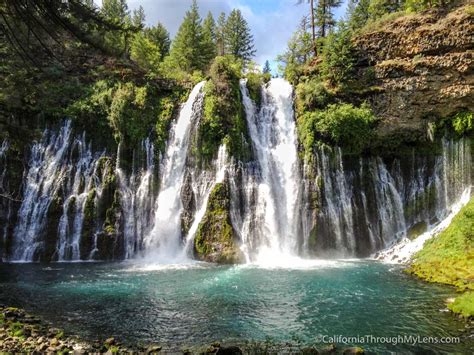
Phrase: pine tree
[
  {"left": 224, "top": 9, "right": 255, "bottom": 62},
  {"left": 297, "top": 0, "right": 317, "bottom": 56},
  {"left": 347, "top": 0, "right": 371, "bottom": 31},
  {"left": 315, "top": 0, "right": 343, "bottom": 38},
  {"left": 145, "top": 23, "right": 171, "bottom": 61},
  {"left": 101, "top": 0, "right": 129, "bottom": 24},
  {"left": 168, "top": 0, "right": 208, "bottom": 72},
  {"left": 263, "top": 60, "right": 271, "bottom": 74},
  {"left": 101, "top": 0, "right": 131, "bottom": 54},
  {"left": 216, "top": 12, "right": 227, "bottom": 56},
  {"left": 202, "top": 12, "right": 217, "bottom": 64},
  {"left": 132, "top": 6, "right": 146, "bottom": 28}
]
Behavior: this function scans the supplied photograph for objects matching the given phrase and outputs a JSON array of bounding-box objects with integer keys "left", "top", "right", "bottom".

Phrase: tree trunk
[{"left": 310, "top": 0, "right": 317, "bottom": 56}]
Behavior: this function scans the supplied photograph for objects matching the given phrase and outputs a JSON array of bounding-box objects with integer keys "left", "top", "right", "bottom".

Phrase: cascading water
[
  {"left": 11, "top": 121, "right": 104, "bottom": 262},
  {"left": 118, "top": 138, "right": 157, "bottom": 258},
  {"left": 143, "top": 81, "right": 205, "bottom": 260},
  {"left": 237, "top": 78, "right": 302, "bottom": 262},
  {"left": 1, "top": 79, "right": 472, "bottom": 264},
  {"left": 183, "top": 144, "right": 228, "bottom": 256},
  {"left": 0, "top": 140, "right": 10, "bottom": 257},
  {"left": 308, "top": 137, "right": 472, "bottom": 257}
]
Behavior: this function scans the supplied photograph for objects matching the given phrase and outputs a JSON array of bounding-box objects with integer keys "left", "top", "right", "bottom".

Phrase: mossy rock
[
  {"left": 406, "top": 197, "right": 474, "bottom": 291},
  {"left": 194, "top": 179, "right": 244, "bottom": 264}
]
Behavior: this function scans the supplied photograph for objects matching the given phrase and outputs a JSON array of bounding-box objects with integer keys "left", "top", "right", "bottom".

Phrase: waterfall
[
  {"left": 10, "top": 121, "right": 103, "bottom": 262},
  {"left": 237, "top": 78, "right": 302, "bottom": 262},
  {"left": 0, "top": 140, "right": 10, "bottom": 257},
  {"left": 182, "top": 144, "right": 228, "bottom": 256},
  {"left": 310, "top": 137, "right": 472, "bottom": 257},
  {"left": 55, "top": 134, "right": 104, "bottom": 261},
  {"left": 118, "top": 138, "right": 157, "bottom": 258},
  {"left": 143, "top": 81, "right": 205, "bottom": 260}
]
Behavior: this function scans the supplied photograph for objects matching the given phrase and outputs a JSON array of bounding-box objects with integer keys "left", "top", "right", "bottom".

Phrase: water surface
[{"left": 0, "top": 260, "right": 471, "bottom": 353}]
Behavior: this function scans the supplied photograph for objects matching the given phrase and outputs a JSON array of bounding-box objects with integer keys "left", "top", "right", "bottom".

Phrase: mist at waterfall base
[{"left": 0, "top": 261, "right": 472, "bottom": 353}]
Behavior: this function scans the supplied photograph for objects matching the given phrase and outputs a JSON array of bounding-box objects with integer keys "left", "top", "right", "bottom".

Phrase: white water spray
[
  {"left": 143, "top": 81, "right": 205, "bottom": 261},
  {"left": 238, "top": 78, "right": 302, "bottom": 262}
]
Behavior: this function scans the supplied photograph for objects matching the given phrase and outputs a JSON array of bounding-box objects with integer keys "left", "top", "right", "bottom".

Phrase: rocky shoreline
[{"left": 0, "top": 305, "right": 368, "bottom": 354}]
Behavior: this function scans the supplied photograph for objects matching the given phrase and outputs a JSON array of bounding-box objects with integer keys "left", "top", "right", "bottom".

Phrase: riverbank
[
  {"left": 407, "top": 196, "right": 474, "bottom": 318},
  {"left": 0, "top": 306, "right": 135, "bottom": 353},
  {"left": 0, "top": 305, "right": 369, "bottom": 354}
]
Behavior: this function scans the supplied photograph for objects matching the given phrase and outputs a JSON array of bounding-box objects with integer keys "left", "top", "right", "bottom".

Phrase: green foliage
[
  {"left": 101, "top": 0, "right": 132, "bottom": 54},
  {"left": 130, "top": 32, "right": 163, "bottom": 74},
  {"left": 452, "top": 111, "right": 473, "bottom": 136},
  {"left": 448, "top": 292, "right": 474, "bottom": 318},
  {"left": 437, "top": 111, "right": 474, "bottom": 137},
  {"left": 368, "top": 0, "right": 402, "bottom": 19},
  {"left": 298, "top": 103, "right": 377, "bottom": 155},
  {"left": 130, "top": 22, "right": 170, "bottom": 74},
  {"left": 202, "top": 12, "right": 217, "bottom": 64},
  {"left": 263, "top": 60, "right": 271, "bottom": 74},
  {"left": 197, "top": 56, "right": 251, "bottom": 163},
  {"left": 245, "top": 69, "right": 270, "bottom": 108},
  {"left": 166, "top": 0, "right": 213, "bottom": 73},
  {"left": 145, "top": 23, "right": 171, "bottom": 61},
  {"left": 132, "top": 5, "right": 145, "bottom": 27},
  {"left": 320, "top": 22, "right": 356, "bottom": 88},
  {"left": 347, "top": 0, "right": 371, "bottom": 31},
  {"left": 67, "top": 78, "right": 181, "bottom": 152},
  {"left": 296, "top": 78, "right": 332, "bottom": 112},
  {"left": 407, "top": 197, "right": 474, "bottom": 291},
  {"left": 224, "top": 9, "right": 256, "bottom": 62},
  {"left": 216, "top": 12, "right": 227, "bottom": 56},
  {"left": 277, "top": 26, "right": 313, "bottom": 84},
  {"left": 315, "top": 0, "right": 343, "bottom": 37}
]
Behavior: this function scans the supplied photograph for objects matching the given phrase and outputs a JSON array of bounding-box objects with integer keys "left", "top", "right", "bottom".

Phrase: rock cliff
[{"left": 354, "top": 6, "right": 473, "bottom": 140}]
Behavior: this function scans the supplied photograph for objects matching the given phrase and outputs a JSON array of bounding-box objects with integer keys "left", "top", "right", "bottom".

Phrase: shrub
[
  {"left": 448, "top": 292, "right": 474, "bottom": 318},
  {"left": 437, "top": 111, "right": 473, "bottom": 137},
  {"left": 298, "top": 103, "right": 377, "bottom": 155},
  {"left": 452, "top": 111, "right": 473, "bottom": 136},
  {"left": 295, "top": 79, "right": 332, "bottom": 113}
]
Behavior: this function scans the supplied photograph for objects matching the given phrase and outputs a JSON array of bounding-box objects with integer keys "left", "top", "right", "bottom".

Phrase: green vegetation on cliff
[
  {"left": 280, "top": 2, "right": 472, "bottom": 158},
  {"left": 407, "top": 197, "right": 474, "bottom": 317},
  {"left": 194, "top": 180, "right": 243, "bottom": 264},
  {"left": 298, "top": 102, "right": 377, "bottom": 156},
  {"left": 195, "top": 56, "right": 252, "bottom": 164}
]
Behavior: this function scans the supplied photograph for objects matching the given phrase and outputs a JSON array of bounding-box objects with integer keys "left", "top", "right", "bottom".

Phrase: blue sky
[{"left": 95, "top": 0, "right": 348, "bottom": 69}]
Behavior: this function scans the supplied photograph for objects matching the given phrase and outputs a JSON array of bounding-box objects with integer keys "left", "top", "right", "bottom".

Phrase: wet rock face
[
  {"left": 193, "top": 177, "right": 244, "bottom": 264},
  {"left": 354, "top": 6, "right": 474, "bottom": 137},
  {"left": 181, "top": 170, "right": 196, "bottom": 236}
]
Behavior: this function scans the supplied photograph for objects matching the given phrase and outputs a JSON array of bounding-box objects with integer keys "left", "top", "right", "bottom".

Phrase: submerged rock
[{"left": 342, "top": 347, "right": 365, "bottom": 354}]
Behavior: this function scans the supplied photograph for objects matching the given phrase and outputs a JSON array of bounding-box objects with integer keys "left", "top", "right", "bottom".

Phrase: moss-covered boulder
[{"left": 194, "top": 179, "right": 244, "bottom": 264}]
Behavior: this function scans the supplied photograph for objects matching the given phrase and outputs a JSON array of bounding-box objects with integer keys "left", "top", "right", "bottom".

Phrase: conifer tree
[
  {"left": 224, "top": 9, "right": 256, "bottom": 62},
  {"left": 202, "top": 12, "right": 217, "bottom": 64},
  {"left": 101, "top": 0, "right": 131, "bottom": 54},
  {"left": 167, "top": 0, "right": 208, "bottom": 72},
  {"left": 346, "top": 0, "right": 371, "bottom": 31},
  {"left": 145, "top": 23, "right": 171, "bottom": 61},
  {"left": 315, "top": 0, "right": 343, "bottom": 38},
  {"left": 132, "top": 6, "right": 146, "bottom": 28},
  {"left": 216, "top": 12, "right": 227, "bottom": 56},
  {"left": 263, "top": 60, "right": 271, "bottom": 74}
]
